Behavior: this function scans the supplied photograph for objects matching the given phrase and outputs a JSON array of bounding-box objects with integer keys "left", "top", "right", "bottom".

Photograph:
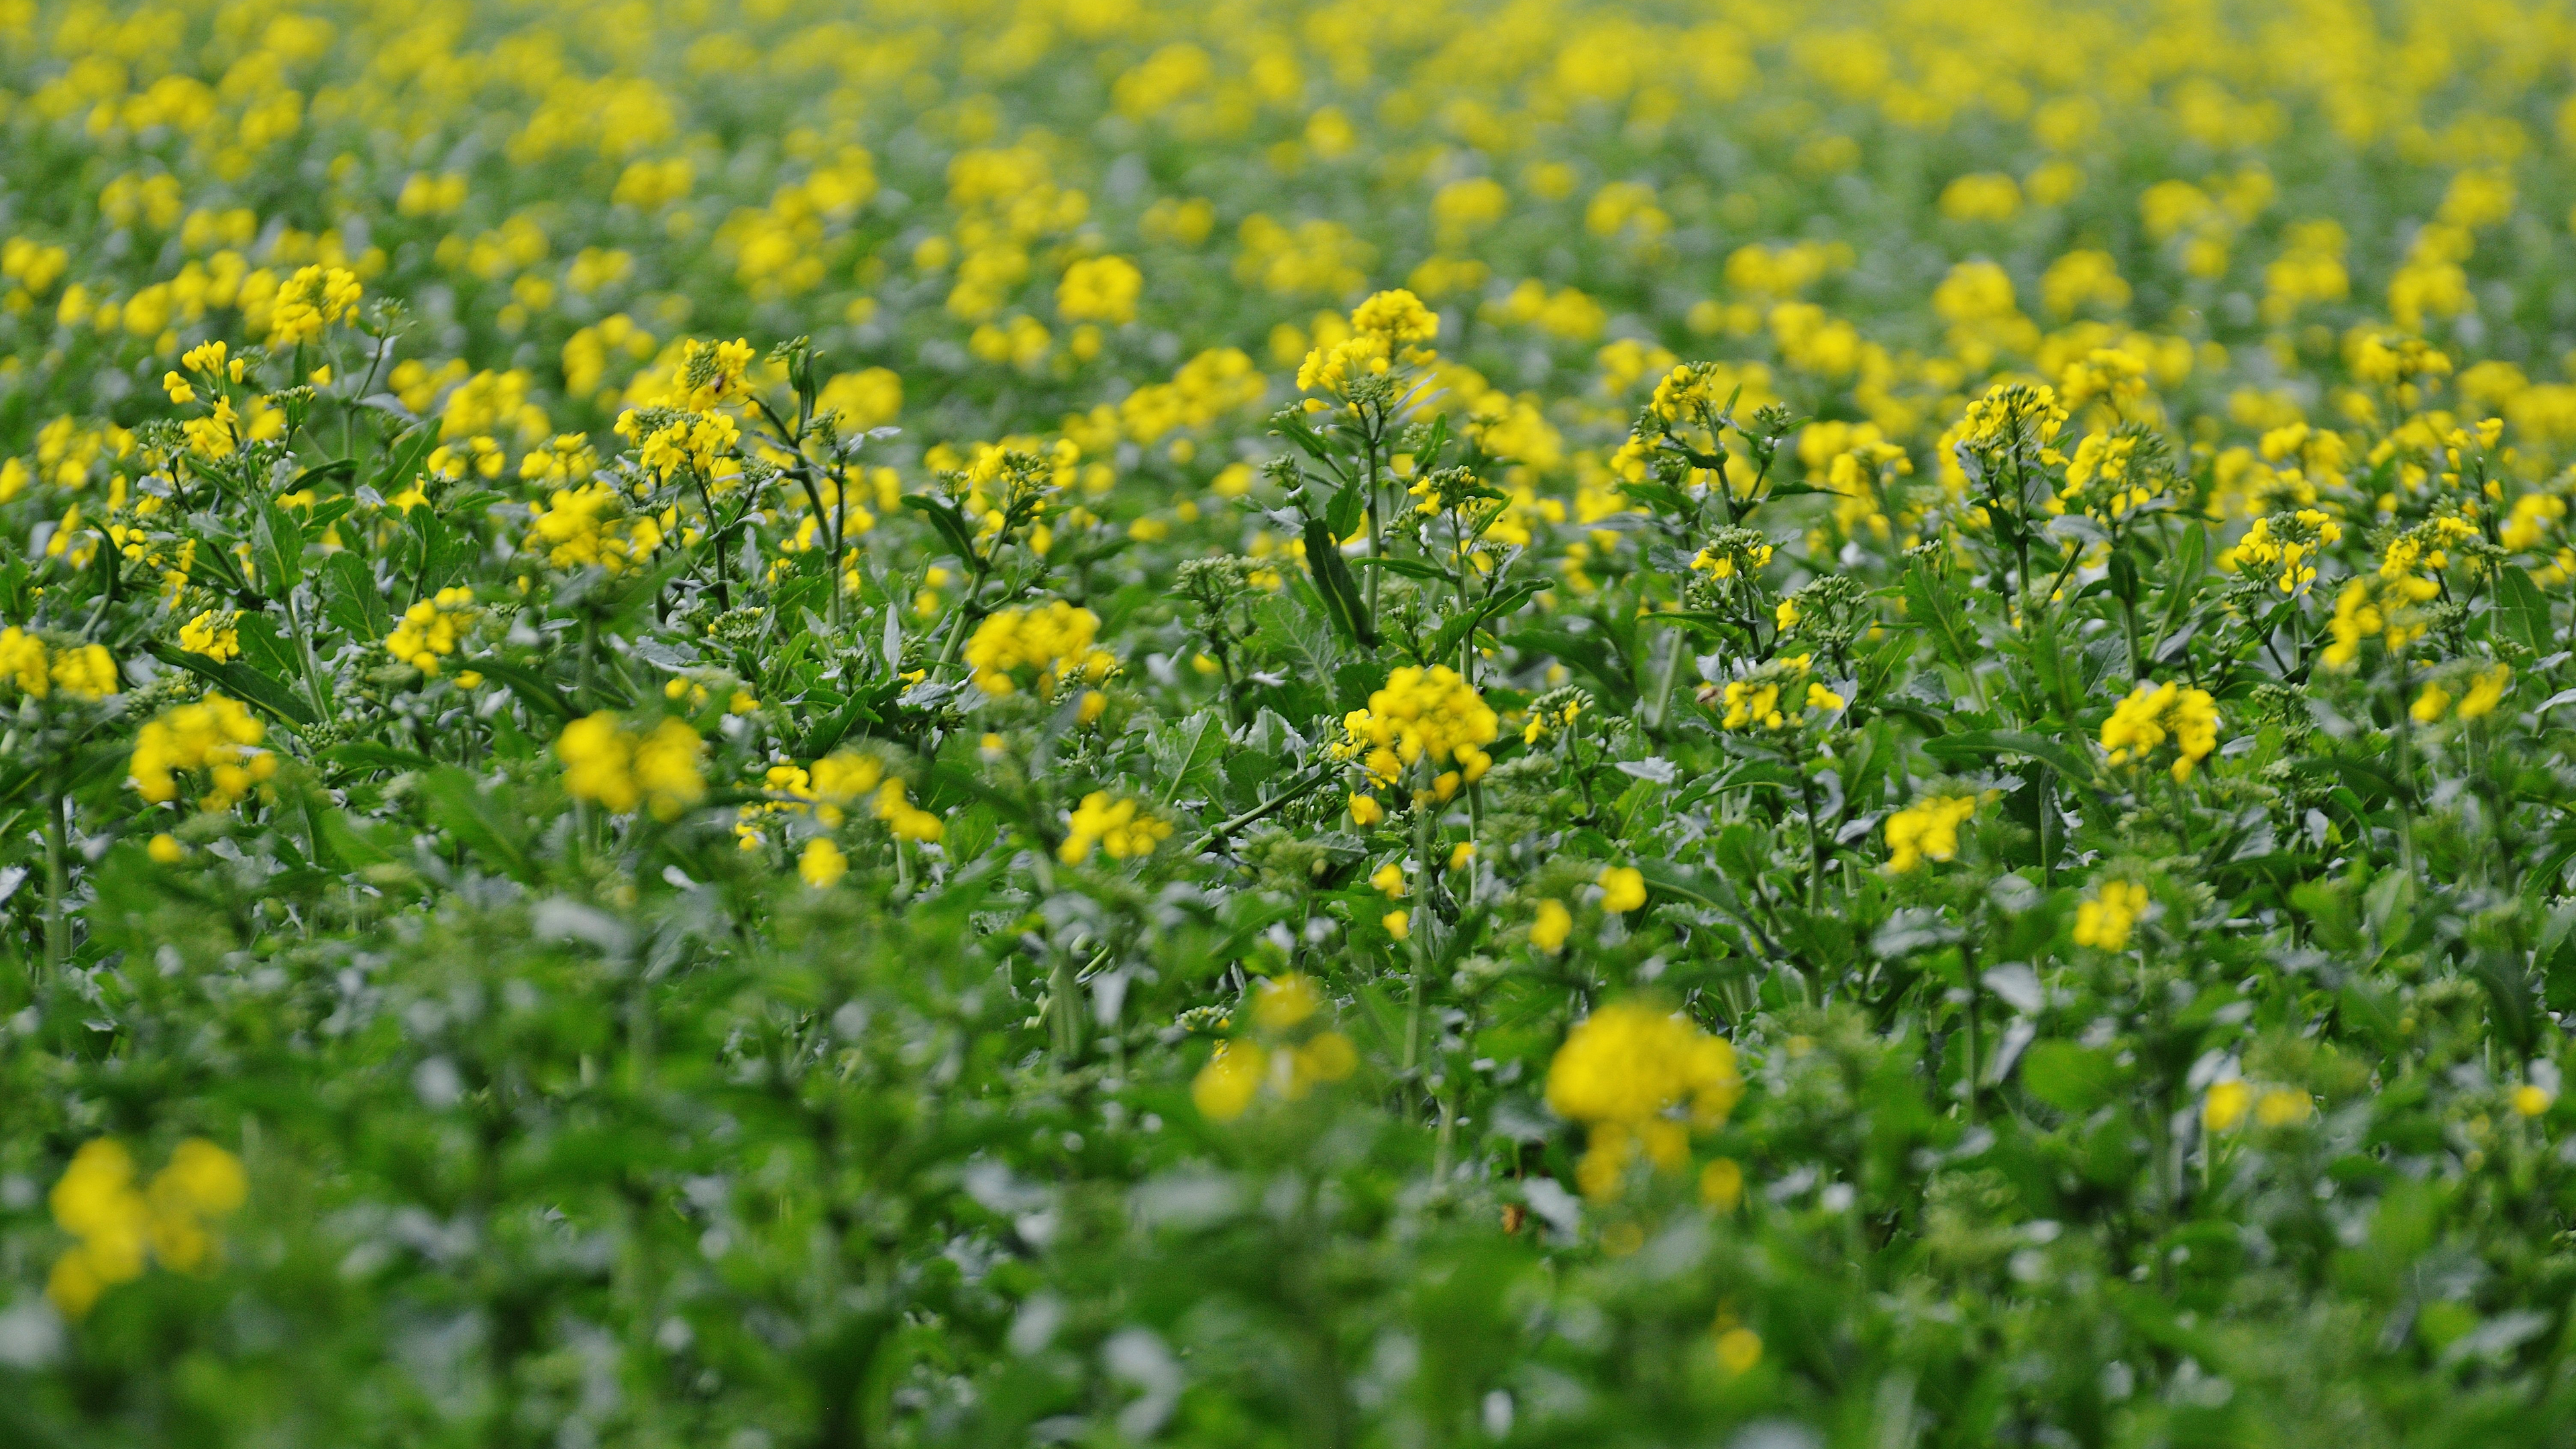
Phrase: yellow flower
[
  {"left": 2254, "top": 1087, "right": 2310, "bottom": 1127},
  {"left": 384, "top": 588, "right": 476, "bottom": 674},
  {"left": 1057, "top": 255, "right": 1143, "bottom": 325},
  {"left": 129, "top": 696, "right": 274, "bottom": 810},
  {"left": 1700, "top": 1157, "right": 1744, "bottom": 1211},
  {"left": 1531, "top": 898, "right": 1572, "bottom": 953},
  {"left": 2409, "top": 681, "right": 2452, "bottom": 724},
  {"left": 1059, "top": 791, "right": 1170, "bottom": 864},
  {"left": 965, "top": 601, "right": 1114, "bottom": 697},
  {"left": 2100, "top": 680, "right": 2219, "bottom": 782},
  {"left": 1337, "top": 665, "right": 1497, "bottom": 788},
  {"left": 1547, "top": 1003, "right": 1741, "bottom": 1201},
  {"left": 1348, "top": 792, "right": 1384, "bottom": 826},
  {"left": 48, "top": 1138, "right": 244, "bottom": 1318},
  {"left": 1350, "top": 288, "right": 1440, "bottom": 346},
  {"left": 2072, "top": 879, "right": 2148, "bottom": 951},
  {"left": 47, "top": 642, "right": 118, "bottom": 700},
  {"left": 2457, "top": 663, "right": 2512, "bottom": 721},
  {"left": 1884, "top": 794, "right": 1976, "bottom": 873},
  {"left": 147, "top": 833, "right": 184, "bottom": 864},
  {"left": 1383, "top": 908, "right": 1411, "bottom": 940},
  {"left": 873, "top": 777, "right": 945, "bottom": 841},
  {"left": 2513, "top": 1084, "right": 2555, "bottom": 1118},
  {"left": 2202, "top": 1079, "right": 2252, "bottom": 1132},
  {"left": 1597, "top": 865, "right": 1646, "bottom": 913},
  {"left": 1715, "top": 1326, "right": 1763, "bottom": 1375},
  {"left": 798, "top": 837, "right": 848, "bottom": 888},
  {"left": 1371, "top": 861, "right": 1407, "bottom": 896},
  {"left": 1253, "top": 973, "right": 1321, "bottom": 1030},
  {"left": 162, "top": 370, "right": 195, "bottom": 404},
  {"left": 178, "top": 609, "right": 241, "bottom": 663},
  {"left": 556, "top": 712, "right": 706, "bottom": 820},
  {"left": 1191, "top": 1040, "right": 1266, "bottom": 1122}
]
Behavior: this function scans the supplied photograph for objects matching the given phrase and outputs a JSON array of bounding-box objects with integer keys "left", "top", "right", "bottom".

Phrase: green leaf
[
  {"left": 1900, "top": 566, "right": 1979, "bottom": 679},
  {"left": 372, "top": 425, "right": 438, "bottom": 495},
  {"left": 1148, "top": 710, "right": 1228, "bottom": 804},
  {"left": 419, "top": 766, "right": 537, "bottom": 883},
  {"left": 1921, "top": 729, "right": 2097, "bottom": 788},
  {"left": 1325, "top": 478, "right": 1368, "bottom": 538},
  {"left": 254, "top": 499, "right": 305, "bottom": 595},
  {"left": 1501, "top": 625, "right": 1636, "bottom": 709},
  {"left": 1302, "top": 517, "right": 1379, "bottom": 648},
  {"left": 2019, "top": 1040, "right": 2123, "bottom": 1113},
  {"left": 462, "top": 657, "right": 582, "bottom": 721},
  {"left": 144, "top": 640, "right": 316, "bottom": 727},
  {"left": 2496, "top": 565, "right": 2550, "bottom": 656},
  {"left": 901, "top": 493, "right": 981, "bottom": 562},
  {"left": 1426, "top": 580, "right": 1548, "bottom": 664},
  {"left": 323, "top": 551, "right": 392, "bottom": 643}
]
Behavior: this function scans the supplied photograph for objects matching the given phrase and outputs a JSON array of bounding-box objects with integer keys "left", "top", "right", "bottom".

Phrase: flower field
[{"left": 11, "top": 0, "right": 2576, "bottom": 1440}]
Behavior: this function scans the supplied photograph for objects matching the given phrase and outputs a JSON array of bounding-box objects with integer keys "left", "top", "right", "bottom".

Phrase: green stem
[{"left": 43, "top": 791, "right": 68, "bottom": 977}]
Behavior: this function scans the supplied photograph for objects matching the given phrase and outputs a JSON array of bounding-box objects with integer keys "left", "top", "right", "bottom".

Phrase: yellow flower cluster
[
  {"left": 2073, "top": 879, "right": 2148, "bottom": 951},
  {"left": 1293, "top": 329, "right": 1392, "bottom": 397},
  {"left": 1598, "top": 865, "right": 1646, "bottom": 912},
  {"left": 1349, "top": 288, "right": 1440, "bottom": 347},
  {"left": 2321, "top": 524, "right": 2470, "bottom": 668},
  {"left": 129, "top": 695, "right": 274, "bottom": 810},
  {"left": 525, "top": 482, "right": 663, "bottom": 572},
  {"left": 1057, "top": 255, "right": 1142, "bottom": 325},
  {"left": 665, "top": 337, "right": 757, "bottom": 412},
  {"left": 633, "top": 411, "right": 741, "bottom": 482},
  {"left": 2221, "top": 509, "right": 2341, "bottom": 595},
  {"left": 1191, "top": 974, "right": 1360, "bottom": 1122},
  {"left": 556, "top": 712, "right": 706, "bottom": 820},
  {"left": 1717, "top": 655, "right": 1843, "bottom": 731},
  {"left": 2202, "top": 1079, "right": 2314, "bottom": 1133},
  {"left": 0, "top": 627, "right": 117, "bottom": 700},
  {"left": 1545, "top": 1003, "right": 1742, "bottom": 1200},
  {"left": 2100, "top": 680, "right": 2220, "bottom": 781},
  {"left": 799, "top": 837, "right": 847, "bottom": 888},
  {"left": 1339, "top": 665, "right": 1498, "bottom": 794},
  {"left": 2412, "top": 663, "right": 2511, "bottom": 724},
  {"left": 178, "top": 608, "right": 241, "bottom": 662},
  {"left": 47, "top": 1138, "right": 246, "bottom": 1318},
  {"left": 873, "top": 778, "right": 945, "bottom": 842},
  {"left": 1059, "top": 792, "right": 1172, "bottom": 865},
  {"left": 965, "top": 600, "right": 1114, "bottom": 697},
  {"left": 266, "top": 264, "right": 361, "bottom": 346},
  {"left": 386, "top": 587, "right": 476, "bottom": 674},
  {"left": 1884, "top": 794, "right": 1976, "bottom": 873}
]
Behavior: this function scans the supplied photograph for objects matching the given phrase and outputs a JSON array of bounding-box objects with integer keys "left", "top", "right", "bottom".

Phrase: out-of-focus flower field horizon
[{"left": 11, "top": 0, "right": 2576, "bottom": 1443}]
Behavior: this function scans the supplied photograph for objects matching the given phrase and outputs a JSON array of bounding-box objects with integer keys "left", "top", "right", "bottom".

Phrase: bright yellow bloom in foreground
[
  {"left": 386, "top": 588, "right": 477, "bottom": 674},
  {"left": 2073, "top": 879, "right": 2149, "bottom": 951},
  {"left": 1059, "top": 791, "right": 1171, "bottom": 864},
  {"left": 1597, "top": 865, "right": 1646, "bottom": 912},
  {"left": 48, "top": 1138, "right": 246, "bottom": 1318},
  {"left": 1340, "top": 665, "right": 1497, "bottom": 786},
  {"left": 799, "top": 837, "right": 849, "bottom": 888},
  {"left": 2100, "top": 680, "right": 2218, "bottom": 782},
  {"left": 130, "top": 696, "right": 274, "bottom": 810},
  {"left": 966, "top": 601, "right": 1114, "bottom": 697},
  {"left": 1547, "top": 1003, "right": 1741, "bottom": 1200},
  {"left": 1884, "top": 794, "right": 1976, "bottom": 873},
  {"left": 557, "top": 712, "right": 706, "bottom": 819}
]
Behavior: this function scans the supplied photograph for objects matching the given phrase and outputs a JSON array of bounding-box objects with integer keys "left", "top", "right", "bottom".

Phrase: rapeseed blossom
[
  {"left": 1546, "top": 1004, "right": 1741, "bottom": 1200},
  {"left": 556, "top": 713, "right": 706, "bottom": 819},
  {"left": 1884, "top": 794, "right": 1976, "bottom": 873},
  {"left": 2100, "top": 681, "right": 2219, "bottom": 781},
  {"left": 1338, "top": 665, "right": 1497, "bottom": 791},
  {"left": 965, "top": 601, "right": 1114, "bottom": 697},
  {"left": 129, "top": 696, "right": 273, "bottom": 810}
]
